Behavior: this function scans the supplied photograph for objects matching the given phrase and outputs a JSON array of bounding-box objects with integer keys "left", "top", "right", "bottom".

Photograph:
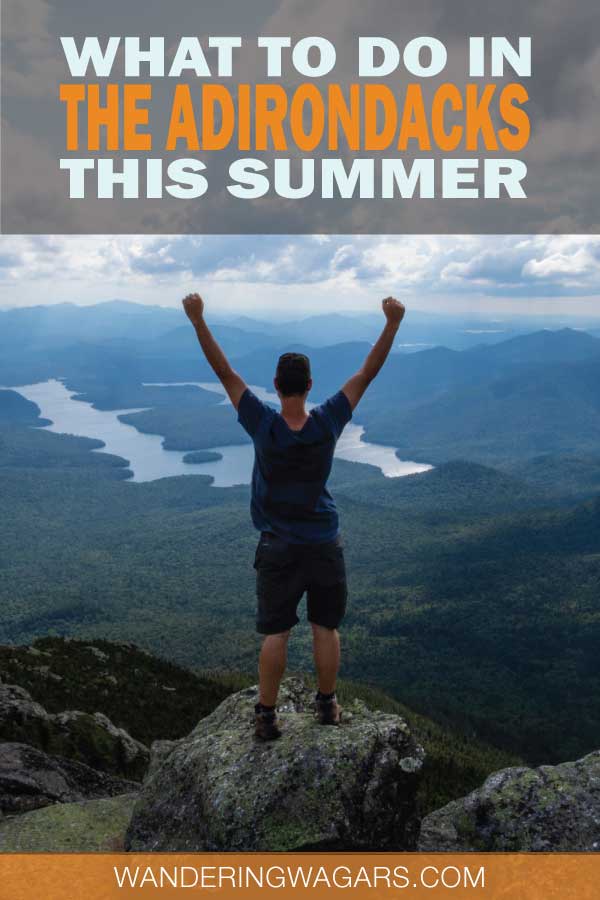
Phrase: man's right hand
[
  {"left": 342, "top": 297, "right": 406, "bottom": 411},
  {"left": 382, "top": 296, "right": 405, "bottom": 326},
  {"left": 182, "top": 293, "right": 204, "bottom": 326}
]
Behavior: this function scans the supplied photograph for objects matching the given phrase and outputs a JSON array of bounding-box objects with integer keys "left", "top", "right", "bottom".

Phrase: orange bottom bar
[{"left": 0, "top": 852, "right": 597, "bottom": 900}]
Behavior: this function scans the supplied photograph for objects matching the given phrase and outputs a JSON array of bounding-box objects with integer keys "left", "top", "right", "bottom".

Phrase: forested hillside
[
  {"left": 360, "top": 357, "right": 600, "bottom": 463},
  {"left": 2, "top": 310, "right": 600, "bottom": 773},
  {"left": 0, "top": 636, "right": 521, "bottom": 815},
  {"left": 1, "top": 417, "right": 599, "bottom": 766}
]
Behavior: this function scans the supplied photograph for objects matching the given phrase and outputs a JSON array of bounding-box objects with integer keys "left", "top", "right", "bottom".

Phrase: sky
[
  {"left": 2, "top": 1, "right": 599, "bottom": 317},
  {"left": 4, "top": 0, "right": 600, "bottom": 234},
  {"left": 1, "top": 234, "right": 600, "bottom": 318}
]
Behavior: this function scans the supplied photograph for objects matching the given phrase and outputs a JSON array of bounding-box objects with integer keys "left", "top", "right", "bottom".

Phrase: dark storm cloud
[{"left": 1, "top": 0, "right": 600, "bottom": 233}]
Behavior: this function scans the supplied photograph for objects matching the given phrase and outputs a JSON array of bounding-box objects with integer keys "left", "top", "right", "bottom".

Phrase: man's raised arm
[
  {"left": 182, "top": 293, "right": 247, "bottom": 409},
  {"left": 341, "top": 297, "right": 405, "bottom": 410}
]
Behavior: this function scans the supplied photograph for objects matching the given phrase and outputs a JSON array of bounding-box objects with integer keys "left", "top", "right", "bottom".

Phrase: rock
[
  {"left": 418, "top": 751, "right": 600, "bottom": 852},
  {"left": 0, "top": 793, "right": 138, "bottom": 852},
  {"left": 0, "top": 743, "right": 139, "bottom": 815},
  {"left": 0, "top": 684, "right": 49, "bottom": 747},
  {"left": 85, "top": 646, "right": 108, "bottom": 662},
  {"left": 48, "top": 711, "right": 149, "bottom": 781},
  {"left": 145, "top": 739, "right": 185, "bottom": 781},
  {"left": 0, "top": 682, "right": 149, "bottom": 780},
  {"left": 125, "top": 677, "right": 424, "bottom": 852}
]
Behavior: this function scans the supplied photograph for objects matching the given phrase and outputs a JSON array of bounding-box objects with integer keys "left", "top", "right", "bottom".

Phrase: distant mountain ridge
[
  {"left": 0, "top": 301, "right": 180, "bottom": 347},
  {"left": 361, "top": 354, "right": 600, "bottom": 464},
  {"left": 3, "top": 300, "right": 599, "bottom": 372},
  {"left": 468, "top": 326, "right": 600, "bottom": 365},
  {"left": 3, "top": 321, "right": 600, "bottom": 467}
]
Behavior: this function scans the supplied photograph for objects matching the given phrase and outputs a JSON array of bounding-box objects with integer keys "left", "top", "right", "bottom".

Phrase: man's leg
[
  {"left": 258, "top": 630, "right": 290, "bottom": 706},
  {"left": 311, "top": 623, "right": 340, "bottom": 695}
]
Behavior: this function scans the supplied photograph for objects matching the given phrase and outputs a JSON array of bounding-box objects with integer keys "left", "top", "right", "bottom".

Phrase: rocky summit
[
  {"left": 0, "top": 682, "right": 149, "bottom": 781},
  {"left": 418, "top": 751, "right": 600, "bottom": 852},
  {"left": 0, "top": 678, "right": 145, "bottom": 818},
  {"left": 0, "top": 743, "right": 139, "bottom": 816},
  {"left": 125, "top": 677, "right": 425, "bottom": 852}
]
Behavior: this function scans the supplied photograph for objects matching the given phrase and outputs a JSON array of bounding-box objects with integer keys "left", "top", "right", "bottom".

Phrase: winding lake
[{"left": 9, "top": 379, "right": 432, "bottom": 486}]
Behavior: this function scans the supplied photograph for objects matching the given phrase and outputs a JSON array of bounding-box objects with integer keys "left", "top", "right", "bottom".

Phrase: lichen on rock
[
  {"left": 0, "top": 794, "right": 138, "bottom": 852},
  {"left": 418, "top": 751, "right": 600, "bottom": 851},
  {"left": 125, "top": 677, "right": 424, "bottom": 852}
]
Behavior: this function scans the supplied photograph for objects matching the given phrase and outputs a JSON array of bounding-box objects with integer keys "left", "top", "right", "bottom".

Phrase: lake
[{"left": 9, "top": 379, "right": 432, "bottom": 486}]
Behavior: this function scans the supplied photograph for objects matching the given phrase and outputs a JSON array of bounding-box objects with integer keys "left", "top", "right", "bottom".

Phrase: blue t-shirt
[{"left": 237, "top": 388, "right": 353, "bottom": 544}]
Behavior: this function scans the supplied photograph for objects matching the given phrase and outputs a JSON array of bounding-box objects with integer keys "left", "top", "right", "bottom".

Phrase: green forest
[
  {"left": 0, "top": 636, "right": 521, "bottom": 815},
  {"left": 1, "top": 313, "right": 600, "bottom": 787},
  {"left": 1, "top": 414, "right": 599, "bottom": 766}
]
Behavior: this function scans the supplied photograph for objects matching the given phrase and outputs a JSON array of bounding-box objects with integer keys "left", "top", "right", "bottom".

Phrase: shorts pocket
[
  {"left": 310, "top": 545, "right": 346, "bottom": 587},
  {"left": 254, "top": 537, "right": 293, "bottom": 571}
]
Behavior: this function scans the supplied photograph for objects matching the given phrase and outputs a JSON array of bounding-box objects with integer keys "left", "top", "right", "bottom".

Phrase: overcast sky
[
  {"left": 4, "top": 0, "right": 600, "bottom": 234},
  {"left": 1, "top": 234, "right": 600, "bottom": 317}
]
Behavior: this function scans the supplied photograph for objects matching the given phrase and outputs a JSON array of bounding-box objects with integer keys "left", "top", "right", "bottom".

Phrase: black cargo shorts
[{"left": 253, "top": 531, "right": 347, "bottom": 634}]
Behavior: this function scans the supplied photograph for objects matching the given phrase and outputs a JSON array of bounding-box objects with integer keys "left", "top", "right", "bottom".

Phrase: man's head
[{"left": 274, "top": 352, "right": 312, "bottom": 398}]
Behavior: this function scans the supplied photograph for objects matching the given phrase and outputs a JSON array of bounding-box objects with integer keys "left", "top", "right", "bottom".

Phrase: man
[{"left": 182, "top": 293, "right": 406, "bottom": 740}]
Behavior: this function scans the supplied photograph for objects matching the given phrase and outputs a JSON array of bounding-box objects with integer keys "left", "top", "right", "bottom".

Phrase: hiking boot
[
  {"left": 254, "top": 703, "right": 282, "bottom": 741},
  {"left": 315, "top": 691, "right": 342, "bottom": 725}
]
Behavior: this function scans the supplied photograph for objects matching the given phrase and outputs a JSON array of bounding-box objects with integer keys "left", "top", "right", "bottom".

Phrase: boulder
[
  {"left": 418, "top": 751, "right": 600, "bottom": 851},
  {"left": 47, "top": 711, "right": 149, "bottom": 781},
  {"left": 0, "top": 684, "right": 48, "bottom": 746},
  {"left": 0, "top": 742, "right": 140, "bottom": 815},
  {"left": 0, "top": 682, "right": 149, "bottom": 780},
  {"left": 145, "top": 739, "right": 185, "bottom": 780},
  {"left": 125, "top": 677, "right": 424, "bottom": 852}
]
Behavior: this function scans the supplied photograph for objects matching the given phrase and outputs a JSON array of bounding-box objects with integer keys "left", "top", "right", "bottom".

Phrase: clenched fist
[
  {"left": 182, "top": 293, "right": 204, "bottom": 325},
  {"left": 382, "top": 297, "right": 406, "bottom": 325}
]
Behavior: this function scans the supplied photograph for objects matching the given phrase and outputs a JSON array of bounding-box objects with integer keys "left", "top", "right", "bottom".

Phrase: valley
[{"left": 1, "top": 302, "right": 599, "bottom": 769}]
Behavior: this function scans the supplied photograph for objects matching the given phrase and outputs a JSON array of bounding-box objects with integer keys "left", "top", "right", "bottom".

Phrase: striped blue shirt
[{"left": 237, "top": 388, "right": 353, "bottom": 544}]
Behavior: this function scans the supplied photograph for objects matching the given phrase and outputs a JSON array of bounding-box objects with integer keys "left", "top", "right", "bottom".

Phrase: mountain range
[{"left": 1, "top": 302, "right": 600, "bottom": 771}]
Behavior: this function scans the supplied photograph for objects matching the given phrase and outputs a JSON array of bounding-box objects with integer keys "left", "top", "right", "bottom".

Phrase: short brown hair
[{"left": 275, "top": 352, "right": 311, "bottom": 396}]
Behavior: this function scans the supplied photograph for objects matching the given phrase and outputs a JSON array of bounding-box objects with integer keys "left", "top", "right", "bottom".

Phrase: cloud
[
  {"left": 522, "top": 237, "right": 600, "bottom": 286},
  {"left": 1, "top": 235, "right": 600, "bottom": 313},
  {"left": 2, "top": 0, "right": 600, "bottom": 232}
]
